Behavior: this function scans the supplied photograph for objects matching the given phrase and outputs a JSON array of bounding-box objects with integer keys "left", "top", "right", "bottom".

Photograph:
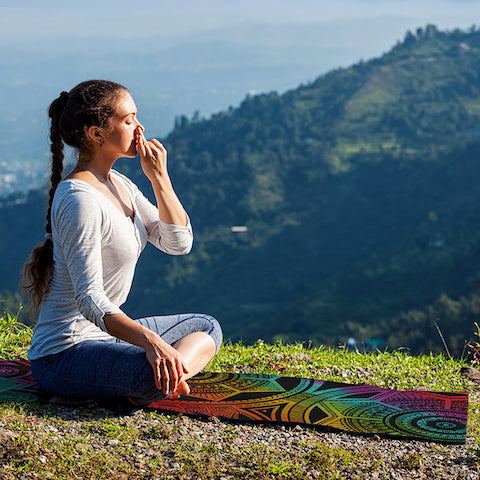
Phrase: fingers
[
  {"left": 181, "top": 361, "right": 190, "bottom": 375},
  {"left": 168, "top": 356, "right": 189, "bottom": 394},
  {"left": 167, "top": 358, "right": 180, "bottom": 394},
  {"left": 144, "top": 141, "right": 155, "bottom": 160},
  {"left": 136, "top": 128, "right": 147, "bottom": 157},
  {"left": 150, "top": 138, "right": 166, "bottom": 151},
  {"left": 136, "top": 128, "right": 153, "bottom": 158},
  {"left": 147, "top": 140, "right": 165, "bottom": 161},
  {"left": 145, "top": 337, "right": 188, "bottom": 397},
  {"left": 158, "top": 358, "right": 169, "bottom": 393},
  {"left": 153, "top": 354, "right": 189, "bottom": 396},
  {"left": 136, "top": 128, "right": 166, "bottom": 161}
]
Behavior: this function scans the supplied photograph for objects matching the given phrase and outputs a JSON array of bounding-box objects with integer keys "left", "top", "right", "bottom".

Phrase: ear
[{"left": 86, "top": 125, "right": 104, "bottom": 147}]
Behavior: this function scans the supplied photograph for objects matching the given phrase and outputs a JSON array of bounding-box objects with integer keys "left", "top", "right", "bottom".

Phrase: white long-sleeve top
[{"left": 28, "top": 170, "right": 193, "bottom": 360}]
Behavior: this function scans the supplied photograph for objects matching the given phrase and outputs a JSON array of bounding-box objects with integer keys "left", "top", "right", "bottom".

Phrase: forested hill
[{"left": 2, "top": 25, "right": 480, "bottom": 355}]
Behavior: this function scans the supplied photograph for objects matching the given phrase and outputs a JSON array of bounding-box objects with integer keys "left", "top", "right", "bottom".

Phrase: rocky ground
[
  {"left": 0, "top": 391, "right": 479, "bottom": 480},
  {"left": 1, "top": 344, "right": 478, "bottom": 479}
]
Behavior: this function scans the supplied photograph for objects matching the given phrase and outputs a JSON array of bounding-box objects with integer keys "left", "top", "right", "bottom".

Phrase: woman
[{"left": 23, "top": 80, "right": 222, "bottom": 404}]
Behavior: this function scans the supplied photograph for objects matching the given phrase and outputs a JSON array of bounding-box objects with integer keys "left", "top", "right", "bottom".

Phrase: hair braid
[
  {"left": 22, "top": 81, "right": 128, "bottom": 313},
  {"left": 45, "top": 92, "right": 67, "bottom": 235},
  {"left": 22, "top": 92, "right": 69, "bottom": 311}
]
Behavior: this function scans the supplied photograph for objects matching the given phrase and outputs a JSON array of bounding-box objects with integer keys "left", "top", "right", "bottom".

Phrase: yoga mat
[{"left": 0, "top": 359, "right": 468, "bottom": 443}]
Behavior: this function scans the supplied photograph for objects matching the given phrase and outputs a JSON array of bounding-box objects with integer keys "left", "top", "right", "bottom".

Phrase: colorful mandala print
[
  {"left": 149, "top": 373, "right": 468, "bottom": 444},
  {"left": 0, "top": 360, "right": 468, "bottom": 443},
  {"left": 0, "top": 358, "right": 47, "bottom": 403},
  {"left": 0, "top": 359, "right": 87, "bottom": 406}
]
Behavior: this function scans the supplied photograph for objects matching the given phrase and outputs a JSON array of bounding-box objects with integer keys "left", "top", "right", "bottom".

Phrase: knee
[{"left": 198, "top": 314, "right": 223, "bottom": 353}]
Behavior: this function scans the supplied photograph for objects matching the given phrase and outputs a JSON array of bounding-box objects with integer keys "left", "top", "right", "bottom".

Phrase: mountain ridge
[{"left": 2, "top": 25, "right": 480, "bottom": 355}]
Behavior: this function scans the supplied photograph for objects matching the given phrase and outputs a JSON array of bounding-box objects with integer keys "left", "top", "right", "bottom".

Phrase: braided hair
[{"left": 23, "top": 80, "right": 128, "bottom": 311}]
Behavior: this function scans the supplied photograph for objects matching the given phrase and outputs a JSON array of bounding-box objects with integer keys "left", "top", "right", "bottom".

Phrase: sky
[
  {"left": 0, "top": 0, "right": 479, "bottom": 193},
  {"left": 1, "top": 0, "right": 479, "bottom": 43}
]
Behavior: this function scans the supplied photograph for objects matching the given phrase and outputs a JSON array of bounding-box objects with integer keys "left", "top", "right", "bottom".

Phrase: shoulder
[
  {"left": 54, "top": 179, "right": 99, "bottom": 205},
  {"left": 52, "top": 180, "right": 103, "bottom": 220}
]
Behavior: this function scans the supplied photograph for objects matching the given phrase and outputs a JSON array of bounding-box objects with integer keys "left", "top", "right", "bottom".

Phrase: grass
[
  {"left": 0, "top": 305, "right": 32, "bottom": 360},
  {"left": 209, "top": 339, "right": 472, "bottom": 392},
  {"left": 0, "top": 309, "right": 479, "bottom": 479}
]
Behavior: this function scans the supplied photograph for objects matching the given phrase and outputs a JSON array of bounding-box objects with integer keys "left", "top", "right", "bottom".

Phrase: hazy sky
[
  {"left": 0, "top": 0, "right": 479, "bottom": 191},
  {"left": 1, "top": 0, "right": 479, "bottom": 42}
]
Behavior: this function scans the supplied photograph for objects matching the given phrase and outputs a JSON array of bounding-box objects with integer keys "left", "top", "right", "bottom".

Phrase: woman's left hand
[{"left": 136, "top": 128, "right": 171, "bottom": 185}]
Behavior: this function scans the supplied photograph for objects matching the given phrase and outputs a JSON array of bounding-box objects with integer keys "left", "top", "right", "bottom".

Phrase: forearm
[
  {"left": 149, "top": 171, "right": 188, "bottom": 226},
  {"left": 137, "top": 132, "right": 188, "bottom": 226},
  {"left": 103, "top": 311, "right": 189, "bottom": 395},
  {"left": 103, "top": 312, "right": 157, "bottom": 350}
]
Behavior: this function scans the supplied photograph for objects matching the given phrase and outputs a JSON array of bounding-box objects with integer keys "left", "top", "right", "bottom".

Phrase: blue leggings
[{"left": 30, "top": 313, "right": 222, "bottom": 404}]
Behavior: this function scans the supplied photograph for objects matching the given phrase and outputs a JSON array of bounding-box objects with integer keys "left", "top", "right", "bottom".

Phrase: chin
[{"left": 125, "top": 146, "right": 138, "bottom": 157}]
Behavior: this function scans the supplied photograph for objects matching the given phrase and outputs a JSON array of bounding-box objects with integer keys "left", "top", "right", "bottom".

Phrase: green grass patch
[
  {"left": 0, "top": 306, "right": 32, "bottom": 360},
  {"left": 0, "top": 311, "right": 479, "bottom": 479},
  {"left": 344, "top": 87, "right": 397, "bottom": 121},
  {"left": 209, "top": 339, "right": 471, "bottom": 392},
  {"left": 332, "top": 139, "right": 401, "bottom": 157}
]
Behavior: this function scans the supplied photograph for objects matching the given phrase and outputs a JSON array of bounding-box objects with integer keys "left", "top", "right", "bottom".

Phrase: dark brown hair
[{"left": 23, "top": 80, "right": 128, "bottom": 311}]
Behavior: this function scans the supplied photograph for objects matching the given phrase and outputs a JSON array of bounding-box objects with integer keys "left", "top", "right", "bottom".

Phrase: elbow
[
  {"left": 76, "top": 294, "right": 108, "bottom": 330},
  {"left": 170, "top": 240, "right": 193, "bottom": 255},
  {"left": 156, "top": 224, "right": 194, "bottom": 255},
  {"left": 182, "top": 243, "right": 193, "bottom": 255}
]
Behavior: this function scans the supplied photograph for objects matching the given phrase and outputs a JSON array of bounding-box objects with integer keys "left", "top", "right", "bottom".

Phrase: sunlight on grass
[
  {"left": 1, "top": 307, "right": 479, "bottom": 478},
  {"left": 0, "top": 306, "right": 32, "bottom": 359},
  {"left": 208, "top": 339, "right": 472, "bottom": 392}
]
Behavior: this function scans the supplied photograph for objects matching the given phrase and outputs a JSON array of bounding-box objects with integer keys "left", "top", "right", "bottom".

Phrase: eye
[{"left": 125, "top": 114, "right": 136, "bottom": 125}]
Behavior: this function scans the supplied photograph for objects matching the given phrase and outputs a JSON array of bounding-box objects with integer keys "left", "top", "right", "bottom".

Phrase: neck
[{"left": 75, "top": 151, "right": 116, "bottom": 183}]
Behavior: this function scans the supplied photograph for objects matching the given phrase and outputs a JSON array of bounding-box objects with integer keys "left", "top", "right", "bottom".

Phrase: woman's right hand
[
  {"left": 136, "top": 127, "right": 170, "bottom": 184},
  {"left": 144, "top": 334, "right": 190, "bottom": 395}
]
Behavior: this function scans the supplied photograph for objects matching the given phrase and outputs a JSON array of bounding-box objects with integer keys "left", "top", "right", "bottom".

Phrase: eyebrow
[{"left": 121, "top": 112, "right": 137, "bottom": 119}]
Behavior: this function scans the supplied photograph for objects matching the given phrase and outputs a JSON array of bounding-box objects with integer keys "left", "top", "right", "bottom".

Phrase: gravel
[
  {"left": 157, "top": 411, "right": 478, "bottom": 480},
  {"left": 1, "top": 365, "right": 479, "bottom": 479},
  {"left": 1, "top": 397, "right": 479, "bottom": 480}
]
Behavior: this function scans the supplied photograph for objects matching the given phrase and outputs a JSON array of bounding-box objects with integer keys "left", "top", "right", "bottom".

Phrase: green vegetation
[
  {"left": 0, "top": 310, "right": 479, "bottom": 479},
  {"left": 0, "top": 305, "right": 31, "bottom": 359},
  {"left": 0, "top": 406, "right": 383, "bottom": 480},
  {"left": 469, "top": 322, "right": 480, "bottom": 366},
  {"left": 2, "top": 25, "right": 480, "bottom": 355}
]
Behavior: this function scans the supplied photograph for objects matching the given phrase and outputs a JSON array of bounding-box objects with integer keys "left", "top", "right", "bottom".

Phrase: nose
[{"left": 136, "top": 120, "right": 145, "bottom": 133}]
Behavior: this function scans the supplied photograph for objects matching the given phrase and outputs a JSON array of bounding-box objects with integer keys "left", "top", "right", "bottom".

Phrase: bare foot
[{"left": 168, "top": 380, "right": 190, "bottom": 400}]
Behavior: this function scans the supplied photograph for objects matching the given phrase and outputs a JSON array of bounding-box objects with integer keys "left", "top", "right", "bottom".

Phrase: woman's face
[{"left": 102, "top": 91, "right": 144, "bottom": 158}]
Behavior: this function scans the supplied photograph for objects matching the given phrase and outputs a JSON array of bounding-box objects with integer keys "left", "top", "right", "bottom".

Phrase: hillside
[{"left": 2, "top": 25, "right": 480, "bottom": 355}]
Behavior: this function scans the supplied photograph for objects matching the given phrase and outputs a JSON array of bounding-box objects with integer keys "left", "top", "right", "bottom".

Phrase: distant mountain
[
  {"left": 3, "top": 25, "right": 480, "bottom": 355},
  {"left": 1, "top": 18, "right": 385, "bottom": 196}
]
